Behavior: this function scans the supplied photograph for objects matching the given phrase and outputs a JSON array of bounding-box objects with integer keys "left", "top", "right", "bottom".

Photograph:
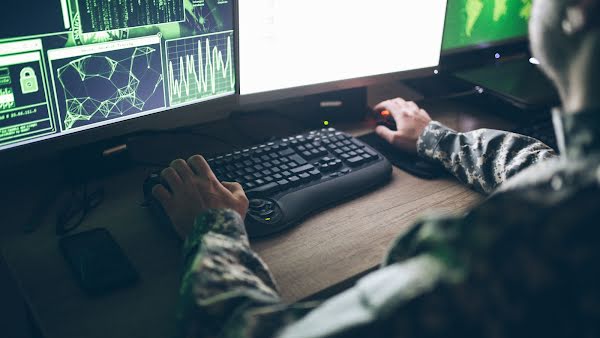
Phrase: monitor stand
[{"left": 231, "top": 87, "right": 369, "bottom": 136}]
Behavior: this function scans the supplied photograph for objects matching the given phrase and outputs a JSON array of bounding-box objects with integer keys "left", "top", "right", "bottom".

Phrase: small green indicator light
[
  {"left": 323, "top": 121, "right": 330, "bottom": 126},
  {"left": 265, "top": 218, "right": 271, "bottom": 221}
]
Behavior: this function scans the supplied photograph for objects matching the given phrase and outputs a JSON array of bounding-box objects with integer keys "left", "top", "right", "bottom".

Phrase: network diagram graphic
[{"left": 56, "top": 46, "right": 164, "bottom": 130}]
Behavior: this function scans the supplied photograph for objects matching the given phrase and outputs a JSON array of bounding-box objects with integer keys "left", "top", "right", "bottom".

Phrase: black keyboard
[{"left": 144, "top": 128, "right": 392, "bottom": 238}]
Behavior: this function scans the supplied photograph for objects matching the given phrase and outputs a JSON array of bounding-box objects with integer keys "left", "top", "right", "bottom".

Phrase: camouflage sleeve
[
  {"left": 416, "top": 121, "right": 557, "bottom": 194},
  {"left": 177, "top": 208, "right": 316, "bottom": 338}
]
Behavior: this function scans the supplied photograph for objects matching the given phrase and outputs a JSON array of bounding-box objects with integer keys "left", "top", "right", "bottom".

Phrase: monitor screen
[
  {"left": 0, "top": 0, "right": 235, "bottom": 152},
  {"left": 238, "top": 0, "right": 448, "bottom": 97},
  {"left": 442, "top": 0, "right": 531, "bottom": 52}
]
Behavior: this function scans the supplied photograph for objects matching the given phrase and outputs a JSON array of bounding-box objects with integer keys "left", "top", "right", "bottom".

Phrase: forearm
[
  {"left": 177, "top": 209, "right": 282, "bottom": 337},
  {"left": 417, "top": 121, "right": 557, "bottom": 194}
]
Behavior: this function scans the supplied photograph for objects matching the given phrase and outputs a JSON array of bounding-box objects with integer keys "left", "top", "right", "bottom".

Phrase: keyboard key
[
  {"left": 309, "top": 169, "right": 322, "bottom": 178},
  {"left": 291, "top": 164, "right": 315, "bottom": 174},
  {"left": 299, "top": 173, "right": 311, "bottom": 181},
  {"left": 277, "top": 179, "right": 290, "bottom": 189},
  {"left": 279, "top": 148, "right": 295, "bottom": 156},
  {"left": 346, "top": 156, "right": 364, "bottom": 167},
  {"left": 288, "top": 176, "right": 301, "bottom": 185},
  {"left": 290, "top": 154, "right": 308, "bottom": 164}
]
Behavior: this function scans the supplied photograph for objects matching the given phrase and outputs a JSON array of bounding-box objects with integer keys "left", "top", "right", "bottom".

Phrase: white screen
[{"left": 239, "top": 0, "right": 448, "bottom": 95}]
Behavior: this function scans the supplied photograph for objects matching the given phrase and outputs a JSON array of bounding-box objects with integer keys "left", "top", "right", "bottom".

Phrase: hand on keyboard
[
  {"left": 151, "top": 155, "right": 249, "bottom": 239},
  {"left": 144, "top": 128, "right": 392, "bottom": 238},
  {"left": 373, "top": 98, "right": 432, "bottom": 153}
]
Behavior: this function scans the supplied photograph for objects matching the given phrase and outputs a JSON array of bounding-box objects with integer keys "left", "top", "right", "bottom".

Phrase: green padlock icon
[{"left": 20, "top": 67, "right": 39, "bottom": 94}]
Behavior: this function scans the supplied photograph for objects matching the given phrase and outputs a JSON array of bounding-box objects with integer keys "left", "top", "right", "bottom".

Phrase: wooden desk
[{"left": 0, "top": 85, "right": 496, "bottom": 338}]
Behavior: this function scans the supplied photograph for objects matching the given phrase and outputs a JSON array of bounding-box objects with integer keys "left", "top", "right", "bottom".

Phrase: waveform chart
[{"left": 165, "top": 31, "right": 235, "bottom": 107}]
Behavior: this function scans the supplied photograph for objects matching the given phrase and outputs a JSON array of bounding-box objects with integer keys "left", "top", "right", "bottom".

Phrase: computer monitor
[
  {"left": 0, "top": 0, "right": 236, "bottom": 163},
  {"left": 442, "top": 0, "right": 531, "bottom": 53},
  {"left": 237, "top": 0, "right": 448, "bottom": 104}
]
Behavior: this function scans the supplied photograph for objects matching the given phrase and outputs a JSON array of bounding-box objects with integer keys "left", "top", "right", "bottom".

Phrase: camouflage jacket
[{"left": 176, "top": 109, "right": 600, "bottom": 338}]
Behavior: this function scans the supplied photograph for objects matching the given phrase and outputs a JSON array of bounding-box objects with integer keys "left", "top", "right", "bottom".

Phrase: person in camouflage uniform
[{"left": 151, "top": 0, "right": 600, "bottom": 336}]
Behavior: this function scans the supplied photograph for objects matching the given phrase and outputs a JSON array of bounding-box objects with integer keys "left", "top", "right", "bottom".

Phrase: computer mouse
[{"left": 373, "top": 110, "right": 397, "bottom": 131}]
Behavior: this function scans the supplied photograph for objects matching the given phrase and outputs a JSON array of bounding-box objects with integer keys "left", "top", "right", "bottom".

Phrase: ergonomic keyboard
[{"left": 143, "top": 128, "right": 392, "bottom": 238}]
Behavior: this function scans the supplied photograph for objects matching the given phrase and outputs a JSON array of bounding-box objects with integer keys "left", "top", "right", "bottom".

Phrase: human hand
[
  {"left": 374, "top": 98, "right": 432, "bottom": 153},
  {"left": 151, "top": 155, "right": 249, "bottom": 240}
]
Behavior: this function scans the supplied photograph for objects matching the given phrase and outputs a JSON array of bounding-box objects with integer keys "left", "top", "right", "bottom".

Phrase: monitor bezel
[{"left": 442, "top": 35, "right": 528, "bottom": 56}]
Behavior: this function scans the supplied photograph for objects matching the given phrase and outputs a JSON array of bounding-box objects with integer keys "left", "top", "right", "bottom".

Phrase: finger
[
  {"left": 373, "top": 100, "right": 394, "bottom": 112},
  {"left": 392, "top": 97, "right": 407, "bottom": 106},
  {"left": 170, "top": 159, "right": 195, "bottom": 182},
  {"left": 161, "top": 167, "right": 184, "bottom": 192},
  {"left": 222, "top": 182, "right": 248, "bottom": 200},
  {"left": 375, "top": 125, "right": 397, "bottom": 145},
  {"left": 222, "top": 181, "right": 244, "bottom": 194},
  {"left": 222, "top": 181, "right": 241, "bottom": 190},
  {"left": 152, "top": 184, "right": 173, "bottom": 210},
  {"left": 187, "top": 155, "right": 218, "bottom": 182},
  {"left": 406, "top": 101, "right": 419, "bottom": 113}
]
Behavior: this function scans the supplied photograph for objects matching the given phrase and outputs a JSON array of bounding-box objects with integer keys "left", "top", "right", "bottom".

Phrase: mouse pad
[{"left": 359, "top": 133, "right": 447, "bottom": 180}]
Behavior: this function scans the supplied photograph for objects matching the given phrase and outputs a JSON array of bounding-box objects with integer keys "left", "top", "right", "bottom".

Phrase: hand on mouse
[
  {"left": 374, "top": 98, "right": 432, "bottom": 153},
  {"left": 151, "top": 155, "right": 249, "bottom": 240}
]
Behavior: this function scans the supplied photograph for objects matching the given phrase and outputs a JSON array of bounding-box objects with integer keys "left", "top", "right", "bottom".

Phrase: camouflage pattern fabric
[{"left": 176, "top": 109, "right": 600, "bottom": 338}]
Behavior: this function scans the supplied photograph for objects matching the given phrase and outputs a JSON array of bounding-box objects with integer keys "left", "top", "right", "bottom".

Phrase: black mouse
[{"left": 373, "top": 110, "right": 397, "bottom": 131}]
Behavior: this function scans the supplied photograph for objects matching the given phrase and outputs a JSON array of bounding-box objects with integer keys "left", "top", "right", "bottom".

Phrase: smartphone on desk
[{"left": 59, "top": 228, "right": 139, "bottom": 296}]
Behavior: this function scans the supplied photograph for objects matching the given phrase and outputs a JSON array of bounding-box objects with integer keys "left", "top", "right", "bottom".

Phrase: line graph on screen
[{"left": 166, "top": 31, "right": 235, "bottom": 106}]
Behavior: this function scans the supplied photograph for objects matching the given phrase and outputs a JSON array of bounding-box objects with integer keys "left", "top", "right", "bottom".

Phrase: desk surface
[{"left": 0, "top": 85, "right": 511, "bottom": 338}]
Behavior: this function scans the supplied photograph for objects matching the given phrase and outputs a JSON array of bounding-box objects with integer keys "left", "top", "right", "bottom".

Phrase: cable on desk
[{"left": 56, "top": 183, "right": 105, "bottom": 236}]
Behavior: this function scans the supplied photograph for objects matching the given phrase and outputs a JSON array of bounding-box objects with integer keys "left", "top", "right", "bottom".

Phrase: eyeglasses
[{"left": 56, "top": 184, "right": 105, "bottom": 236}]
